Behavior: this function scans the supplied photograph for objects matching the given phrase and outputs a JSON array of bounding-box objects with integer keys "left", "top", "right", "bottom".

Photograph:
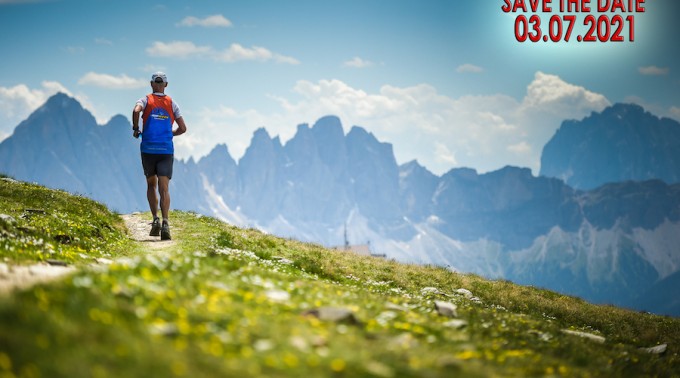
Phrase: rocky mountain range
[{"left": 1, "top": 93, "right": 679, "bottom": 316}]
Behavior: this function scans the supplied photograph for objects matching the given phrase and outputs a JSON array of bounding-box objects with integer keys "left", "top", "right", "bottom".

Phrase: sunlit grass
[
  {"left": 0, "top": 178, "right": 137, "bottom": 265},
  {"left": 1, "top": 179, "right": 679, "bottom": 377}
]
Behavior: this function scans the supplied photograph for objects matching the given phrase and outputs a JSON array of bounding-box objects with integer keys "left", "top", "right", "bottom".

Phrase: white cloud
[
  {"left": 434, "top": 142, "right": 457, "bottom": 165},
  {"left": 140, "top": 64, "right": 166, "bottom": 73},
  {"left": 272, "top": 54, "right": 301, "bottom": 65},
  {"left": 146, "top": 41, "right": 299, "bottom": 64},
  {"left": 520, "top": 71, "right": 609, "bottom": 118},
  {"left": 146, "top": 41, "right": 213, "bottom": 59},
  {"left": 507, "top": 141, "right": 531, "bottom": 154},
  {"left": 456, "top": 64, "right": 483, "bottom": 73},
  {"left": 181, "top": 72, "right": 609, "bottom": 175},
  {"left": 638, "top": 66, "right": 669, "bottom": 76},
  {"left": 78, "top": 72, "right": 147, "bottom": 89},
  {"left": 344, "top": 57, "right": 374, "bottom": 68},
  {"left": 216, "top": 43, "right": 300, "bottom": 64},
  {"left": 177, "top": 14, "right": 233, "bottom": 28}
]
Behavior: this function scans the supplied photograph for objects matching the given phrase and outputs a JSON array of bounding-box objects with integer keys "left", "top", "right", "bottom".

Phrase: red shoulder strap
[{"left": 141, "top": 94, "right": 175, "bottom": 125}]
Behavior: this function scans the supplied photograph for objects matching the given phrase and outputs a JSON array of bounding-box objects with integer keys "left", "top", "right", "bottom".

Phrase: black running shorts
[{"left": 141, "top": 153, "right": 174, "bottom": 179}]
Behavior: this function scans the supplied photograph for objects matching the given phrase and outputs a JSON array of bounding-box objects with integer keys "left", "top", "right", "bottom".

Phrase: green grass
[
  {"left": 0, "top": 177, "right": 136, "bottom": 265},
  {"left": 1, "top": 178, "right": 679, "bottom": 377}
]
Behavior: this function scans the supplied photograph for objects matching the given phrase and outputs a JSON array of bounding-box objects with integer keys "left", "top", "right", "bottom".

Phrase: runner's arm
[
  {"left": 173, "top": 116, "right": 187, "bottom": 136},
  {"left": 132, "top": 104, "right": 143, "bottom": 137}
]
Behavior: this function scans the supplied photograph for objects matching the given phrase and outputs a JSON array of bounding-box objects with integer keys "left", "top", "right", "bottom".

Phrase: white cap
[{"left": 151, "top": 72, "right": 167, "bottom": 83}]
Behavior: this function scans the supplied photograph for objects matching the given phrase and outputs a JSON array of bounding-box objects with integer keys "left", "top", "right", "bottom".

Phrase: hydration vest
[{"left": 141, "top": 94, "right": 175, "bottom": 154}]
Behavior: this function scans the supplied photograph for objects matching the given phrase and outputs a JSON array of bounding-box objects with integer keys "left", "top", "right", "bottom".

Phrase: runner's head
[{"left": 151, "top": 72, "right": 168, "bottom": 92}]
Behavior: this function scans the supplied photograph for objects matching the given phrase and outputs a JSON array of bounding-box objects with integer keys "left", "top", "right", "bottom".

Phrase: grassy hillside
[{"left": 0, "top": 177, "right": 678, "bottom": 377}]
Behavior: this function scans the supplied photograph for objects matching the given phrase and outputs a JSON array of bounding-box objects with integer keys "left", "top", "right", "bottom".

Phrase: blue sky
[{"left": 1, "top": 0, "right": 678, "bottom": 175}]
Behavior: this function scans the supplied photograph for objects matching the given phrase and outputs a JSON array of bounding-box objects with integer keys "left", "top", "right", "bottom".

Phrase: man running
[{"left": 132, "top": 72, "right": 187, "bottom": 240}]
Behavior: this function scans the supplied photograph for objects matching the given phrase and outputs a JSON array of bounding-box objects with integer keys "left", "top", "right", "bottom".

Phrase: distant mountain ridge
[
  {"left": 1, "top": 93, "right": 679, "bottom": 316},
  {"left": 0, "top": 93, "right": 144, "bottom": 211},
  {"left": 540, "top": 103, "right": 680, "bottom": 189}
]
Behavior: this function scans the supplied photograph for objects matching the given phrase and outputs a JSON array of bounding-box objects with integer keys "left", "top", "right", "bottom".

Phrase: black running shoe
[
  {"left": 161, "top": 222, "right": 171, "bottom": 241},
  {"left": 150, "top": 217, "right": 161, "bottom": 236}
]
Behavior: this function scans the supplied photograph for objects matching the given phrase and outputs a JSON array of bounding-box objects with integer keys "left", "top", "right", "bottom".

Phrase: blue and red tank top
[{"left": 141, "top": 94, "right": 175, "bottom": 154}]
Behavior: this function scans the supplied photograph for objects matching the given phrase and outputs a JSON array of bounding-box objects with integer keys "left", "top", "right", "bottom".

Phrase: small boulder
[
  {"left": 265, "top": 289, "right": 291, "bottom": 302},
  {"left": 434, "top": 301, "right": 458, "bottom": 317},
  {"left": 0, "top": 214, "right": 16, "bottom": 224},
  {"left": 385, "top": 303, "right": 408, "bottom": 312},
  {"left": 639, "top": 343, "right": 667, "bottom": 355},
  {"left": 443, "top": 319, "right": 468, "bottom": 329},
  {"left": 421, "top": 287, "right": 443, "bottom": 295},
  {"left": 561, "top": 329, "right": 605, "bottom": 344},
  {"left": 302, "top": 307, "right": 360, "bottom": 325}
]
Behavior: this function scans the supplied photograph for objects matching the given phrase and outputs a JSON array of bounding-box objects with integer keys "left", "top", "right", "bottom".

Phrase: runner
[{"left": 131, "top": 72, "right": 187, "bottom": 240}]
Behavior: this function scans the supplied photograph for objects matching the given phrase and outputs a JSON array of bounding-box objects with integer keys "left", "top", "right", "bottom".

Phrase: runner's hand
[{"left": 133, "top": 129, "right": 141, "bottom": 138}]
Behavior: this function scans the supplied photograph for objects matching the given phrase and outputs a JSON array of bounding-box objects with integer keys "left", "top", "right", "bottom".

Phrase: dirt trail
[
  {"left": 0, "top": 262, "right": 75, "bottom": 295},
  {"left": 121, "top": 212, "right": 177, "bottom": 250}
]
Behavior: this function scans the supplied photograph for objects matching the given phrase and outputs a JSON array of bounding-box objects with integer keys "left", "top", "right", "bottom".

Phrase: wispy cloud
[
  {"left": 177, "top": 14, "right": 233, "bottom": 28},
  {"left": 507, "top": 141, "right": 531, "bottom": 154},
  {"left": 216, "top": 43, "right": 299, "bottom": 64},
  {"left": 344, "top": 57, "right": 374, "bottom": 68},
  {"left": 78, "top": 72, "right": 146, "bottom": 89},
  {"left": 146, "top": 40, "right": 299, "bottom": 64},
  {"left": 146, "top": 41, "right": 213, "bottom": 59},
  {"left": 140, "top": 64, "right": 166, "bottom": 73},
  {"left": 456, "top": 64, "right": 484, "bottom": 74},
  {"left": 638, "top": 66, "right": 669, "bottom": 76},
  {"left": 94, "top": 38, "right": 113, "bottom": 46},
  {"left": 434, "top": 142, "right": 457, "bottom": 165},
  {"left": 64, "top": 46, "right": 85, "bottom": 54}
]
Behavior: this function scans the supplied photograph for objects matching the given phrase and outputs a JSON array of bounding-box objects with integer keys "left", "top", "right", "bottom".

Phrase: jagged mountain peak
[
  {"left": 295, "top": 122, "right": 311, "bottom": 133},
  {"left": 204, "top": 143, "right": 232, "bottom": 160},
  {"left": 541, "top": 102, "right": 680, "bottom": 189},
  {"left": 601, "top": 102, "right": 648, "bottom": 118},
  {"left": 484, "top": 165, "right": 534, "bottom": 180},
  {"left": 105, "top": 114, "right": 130, "bottom": 126},
  {"left": 251, "top": 127, "right": 272, "bottom": 140},
  {"left": 16, "top": 92, "right": 94, "bottom": 133},
  {"left": 399, "top": 160, "right": 438, "bottom": 182},
  {"left": 400, "top": 159, "right": 429, "bottom": 173},
  {"left": 42, "top": 92, "right": 82, "bottom": 110},
  {"left": 311, "top": 115, "right": 343, "bottom": 136},
  {"left": 442, "top": 167, "right": 478, "bottom": 181}
]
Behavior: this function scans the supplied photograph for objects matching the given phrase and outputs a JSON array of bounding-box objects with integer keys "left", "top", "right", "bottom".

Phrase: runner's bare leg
[
  {"left": 158, "top": 176, "right": 170, "bottom": 222},
  {"left": 146, "top": 175, "right": 158, "bottom": 219}
]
